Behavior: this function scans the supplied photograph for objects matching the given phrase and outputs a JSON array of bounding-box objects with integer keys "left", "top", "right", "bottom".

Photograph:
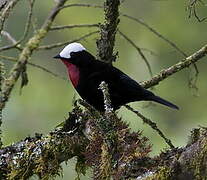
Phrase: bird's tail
[{"left": 147, "top": 95, "right": 179, "bottom": 110}]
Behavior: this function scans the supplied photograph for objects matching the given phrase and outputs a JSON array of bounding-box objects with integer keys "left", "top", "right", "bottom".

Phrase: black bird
[{"left": 54, "top": 42, "right": 179, "bottom": 111}]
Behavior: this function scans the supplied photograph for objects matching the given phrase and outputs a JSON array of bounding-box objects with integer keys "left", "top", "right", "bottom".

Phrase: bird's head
[{"left": 54, "top": 42, "right": 94, "bottom": 66}]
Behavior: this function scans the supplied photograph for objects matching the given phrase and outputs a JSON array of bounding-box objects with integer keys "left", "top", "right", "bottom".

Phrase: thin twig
[
  {"left": 0, "top": 43, "right": 23, "bottom": 52},
  {"left": 124, "top": 105, "right": 175, "bottom": 149},
  {"left": 121, "top": 13, "right": 188, "bottom": 58},
  {"left": 0, "top": 55, "right": 67, "bottom": 81},
  {"left": 1, "top": 30, "right": 17, "bottom": 44},
  {"left": 50, "top": 23, "right": 99, "bottom": 31},
  {"left": 0, "top": 30, "right": 23, "bottom": 52},
  {"left": 0, "top": 0, "right": 35, "bottom": 52},
  {"left": 118, "top": 30, "right": 153, "bottom": 77},
  {"left": 139, "top": 48, "right": 158, "bottom": 56},
  {"left": 188, "top": 0, "right": 207, "bottom": 22},
  {"left": 188, "top": 66, "right": 199, "bottom": 96},
  {"left": 60, "top": 3, "right": 103, "bottom": 10},
  {"left": 38, "top": 31, "right": 98, "bottom": 50},
  {"left": 18, "top": 0, "right": 35, "bottom": 43},
  {"left": 0, "top": 61, "right": 5, "bottom": 148}
]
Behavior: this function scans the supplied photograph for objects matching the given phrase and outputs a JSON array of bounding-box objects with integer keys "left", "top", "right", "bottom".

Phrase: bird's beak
[{"left": 53, "top": 54, "right": 61, "bottom": 59}]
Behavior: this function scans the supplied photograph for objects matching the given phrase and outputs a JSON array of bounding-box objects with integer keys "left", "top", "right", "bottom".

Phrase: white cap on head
[{"left": 59, "top": 42, "right": 86, "bottom": 59}]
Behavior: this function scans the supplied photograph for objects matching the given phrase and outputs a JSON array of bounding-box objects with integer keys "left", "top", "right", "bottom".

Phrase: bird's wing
[
  {"left": 118, "top": 73, "right": 142, "bottom": 92},
  {"left": 87, "top": 64, "right": 146, "bottom": 96}
]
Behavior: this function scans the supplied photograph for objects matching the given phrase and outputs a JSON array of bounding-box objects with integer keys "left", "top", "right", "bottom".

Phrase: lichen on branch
[
  {"left": 141, "top": 44, "right": 207, "bottom": 89},
  {"left": 0, "top": 0, "right": 67, "bottom": 110},
  {"left": 0, "top": 107, "right": 88, "bottom": 179},
  {"left": 96, "top": 0, "right": 120, "bottom": 64}
]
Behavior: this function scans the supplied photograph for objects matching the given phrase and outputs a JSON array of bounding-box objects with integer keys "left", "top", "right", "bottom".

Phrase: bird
[{"left": 54, "top": 42, "right": 179, "bottom": 111}]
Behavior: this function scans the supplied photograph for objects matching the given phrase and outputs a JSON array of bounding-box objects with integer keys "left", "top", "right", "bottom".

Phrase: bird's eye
[{"left": 70, "top": 52, "right": 75, "bottom": 57}]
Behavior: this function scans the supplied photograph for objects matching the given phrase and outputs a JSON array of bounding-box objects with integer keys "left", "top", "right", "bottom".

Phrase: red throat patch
[{"left": 61, "top": 60, "right": 80, "bottom": 88}]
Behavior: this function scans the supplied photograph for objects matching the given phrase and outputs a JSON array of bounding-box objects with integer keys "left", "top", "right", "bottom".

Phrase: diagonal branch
[
  {"left": 124, "top": 105, "right": 175, "bottom": 149},
  {"left": 140, "top": 44, "right": 207, "bottom": 89},
  {"left": 1, "top": 31, "right": 18, "bottom": 45},
  {"left": 0, "top": 0, "right": 67, "bottom": 111}
]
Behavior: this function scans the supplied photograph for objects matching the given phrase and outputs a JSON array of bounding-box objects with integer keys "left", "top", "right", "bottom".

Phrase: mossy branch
[
  {"left": 141, "top": 44, "right": 207, "bottom": 89},
  {"left": 1, "top": 1, "right": 207, "bottom": 179},
  {"left": 0, "top": 108, "right": 89, "bottom": 179},
  {"left": 0, "top": 61, "right": 5, "bottom": 148},
  {"left": 99, "top": 81, "right": 113, "bottom": 113},
  {"left": 2, "top": 106, "right": 207, "bottom": 179},
  {"left": 0, "top": 0, "right": 67, "bottom": 110},
  {"left": 96, "top": 0, "right": 120, "bottom": 64},
  {"left": 77, "top": 82, "right": 152, "bottom": 179},
  {"left": 140, "top": 129, "right": 207, "bottom": 180}
]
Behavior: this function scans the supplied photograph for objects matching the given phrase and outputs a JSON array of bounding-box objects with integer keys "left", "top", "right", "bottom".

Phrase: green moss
[
  {"left": 26, "top": 28, "right": 47, "bottom": 50},
  {"left": 146, "top": 137, "right": 207, "bottom": 180},
  {"left": 188, "top": 128, "right": 201, "bottom": 145},
  {"left": 144, "top": 167, "right": 172, "bottom": 180},
  {"left": 4, "top": 128, "right": 87, "bottom": 179},
  {"left": 188, "top": 138, "right": 207, "bottom": 179},
  {"left": 75, "top": 155, "right": 87, "bottom": 180}
]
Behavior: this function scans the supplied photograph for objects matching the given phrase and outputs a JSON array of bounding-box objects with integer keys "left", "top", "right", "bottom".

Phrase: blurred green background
[{"left": 1, "top": 0, "right": 207, "bottom": 179}]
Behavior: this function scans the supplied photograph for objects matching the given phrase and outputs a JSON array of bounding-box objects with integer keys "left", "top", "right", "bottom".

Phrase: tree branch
[
  {"left": 0, "top": 62, "right": 5, "bottom": 148},
  {"left": 49, "top": 23, "right": 99, "bottom": 31},
  {"left": 1, "top": 31, "right": 18, "bottom": 45},
  {"left": 60, "top": 3, "right": 103, "bottom": 10},
  {"left": 96, "top": 0, "right": 120, "bottom": 64},
  {"left": 188, "top": 0, "right": 207, "bottom": 22},
  {"left": 124, "top": 105, "right": 175, "bottom": 149},
  {"left": 140, "top": 129, "right": 207, "bottom": 179},
  {"left": 0, "top": 108, "right": 89, "bottom": 179},
  {"left": 1, "top": 1, "right": 207, "bottom": 179},
  {"left": 140, "top": 44, "right": 207, "bottom": 89},
  {"left": 2, "top": 106, "right": 207, "bottom": 179},
  {"left": 0, "top": 0, "right": 67, "bottom": 110},
  {"left": 99, "top": 81, "right": 113, "bottom": 113}
]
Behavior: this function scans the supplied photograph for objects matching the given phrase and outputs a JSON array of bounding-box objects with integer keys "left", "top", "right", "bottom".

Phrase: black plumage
[{"left": 55, "top": 49, "right": 179, "bottom": 111}]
